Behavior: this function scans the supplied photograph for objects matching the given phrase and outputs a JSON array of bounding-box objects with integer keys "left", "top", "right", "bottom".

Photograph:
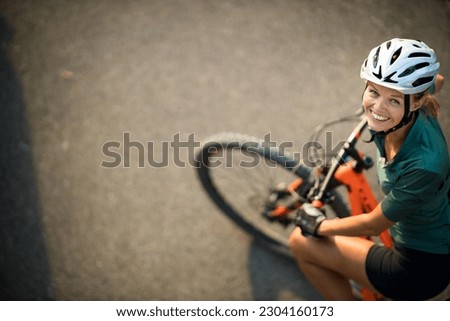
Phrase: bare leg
[{"left": 289, "top": 227, "right": 378, "bottom": 300}]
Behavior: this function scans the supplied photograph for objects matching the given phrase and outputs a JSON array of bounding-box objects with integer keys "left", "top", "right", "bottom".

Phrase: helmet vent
[
  {"left": 383, "top": 72, "right": 398, "bottom": 83},
  {"left": 415, "top": 62, "right": 430, "bottom": 69},
  {"left": 373, "top": 46, "right": 380, "bottom": 68},
  {"left": 373, "top": 66, "right": 383, "bottom": 79},
  {"left": 412, "top": 76, "right": 434, "bottom": 88},
  {"left": 386, "top": 41, "right": 392, "bottom": 50},
  {"left": 390, "top": 47, "right": 402, "bottom": 65},
  {"left": 398, "top": 62, "right": 430, "bottom": 78},
  {"left": 408, "top": 52, "right": 431, "bottom": 58}
]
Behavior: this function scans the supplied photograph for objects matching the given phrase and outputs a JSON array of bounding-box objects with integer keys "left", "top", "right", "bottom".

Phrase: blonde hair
[{"left": 414, "top": 92, "right": 440, "bottom": 118}]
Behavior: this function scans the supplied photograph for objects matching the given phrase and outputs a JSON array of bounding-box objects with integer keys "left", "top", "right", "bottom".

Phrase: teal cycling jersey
[{"left": 374, "top": 110, "right": 450, "bottom": 254}]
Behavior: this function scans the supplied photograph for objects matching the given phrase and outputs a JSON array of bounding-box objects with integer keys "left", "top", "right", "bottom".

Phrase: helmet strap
[{"left": 365, "top": 94, "right": 417, "bottom": 142}]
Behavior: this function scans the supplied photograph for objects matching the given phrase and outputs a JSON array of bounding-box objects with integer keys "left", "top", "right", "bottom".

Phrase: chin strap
[{"left": 365, "top": 94, "right": 417, "bottom": 142}]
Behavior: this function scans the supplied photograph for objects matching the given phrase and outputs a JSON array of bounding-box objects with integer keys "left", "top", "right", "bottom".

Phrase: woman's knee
[
  {"left": 289, "top": 227, "right": 310, "bottom": 257},
  {"left": 289, "top": 229, "right": 338, "bottom": 265}
]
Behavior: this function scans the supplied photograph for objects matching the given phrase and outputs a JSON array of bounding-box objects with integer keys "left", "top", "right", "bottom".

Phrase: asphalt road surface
[{"left": 0, "top": 0, "right": 449, "bottom": 300}]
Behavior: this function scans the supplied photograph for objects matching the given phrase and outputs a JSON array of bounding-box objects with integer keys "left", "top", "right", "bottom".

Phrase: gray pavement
[{"left": 0, "top": 0, "right": 449, "bottom": 300}]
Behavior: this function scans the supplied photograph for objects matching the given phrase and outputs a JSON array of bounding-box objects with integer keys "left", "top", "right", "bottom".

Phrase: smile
[{"left": 370, "top": 110, "right": 389, "bottom": 121}]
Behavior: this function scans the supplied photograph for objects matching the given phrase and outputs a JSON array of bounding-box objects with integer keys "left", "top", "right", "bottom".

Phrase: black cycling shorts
[{"left": 365, "top": 243, "right": 450, "bottom": 300}]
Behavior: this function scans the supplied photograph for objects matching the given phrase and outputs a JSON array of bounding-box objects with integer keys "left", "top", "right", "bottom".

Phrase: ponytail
[{"left": 414, "top": 92, "right": 440, "bottom": 118}]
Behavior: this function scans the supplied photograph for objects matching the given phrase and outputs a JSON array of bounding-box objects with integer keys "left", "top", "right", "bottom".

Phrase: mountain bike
[{"left": 195, "top": 110, "right": 393, "bottom": 300}]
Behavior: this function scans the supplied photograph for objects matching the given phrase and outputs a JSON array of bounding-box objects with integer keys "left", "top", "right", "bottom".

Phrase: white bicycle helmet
[{"left": 360, "top": 38, "right": 439, "bottom": 95}]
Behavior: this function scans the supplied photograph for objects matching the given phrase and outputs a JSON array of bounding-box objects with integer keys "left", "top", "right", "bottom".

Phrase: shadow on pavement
[
  {"left": 248, "top": 241, "right": 323, "bottom": 300},
  {"left": 0, "top": 15, "right": 53, "bottom": 300}
]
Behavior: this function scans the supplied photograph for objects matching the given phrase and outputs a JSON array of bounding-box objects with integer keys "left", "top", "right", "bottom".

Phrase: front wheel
[{"left": 195, "top": 133, "right": 347, "bottom": 258}]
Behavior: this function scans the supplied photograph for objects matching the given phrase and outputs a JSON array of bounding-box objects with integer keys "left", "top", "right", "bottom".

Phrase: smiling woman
[
  {"left": 289, "top": 38, "right": 449, "bottom": 300},
  {"left": 363, "top": 82, "right": 409, "bottom": 133},
  {"left": 359, "top": 39, "right": 441, "bottom": 141}
]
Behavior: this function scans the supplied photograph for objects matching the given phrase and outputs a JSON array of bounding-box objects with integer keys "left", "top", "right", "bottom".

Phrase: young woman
[{"left": 289, "top": 38, "right": 449, "bottom": 300}]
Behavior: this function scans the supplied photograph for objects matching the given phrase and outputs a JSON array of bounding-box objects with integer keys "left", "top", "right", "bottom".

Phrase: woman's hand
[{"left": 295, "top": 203, "right": 326, "bottom": 237}]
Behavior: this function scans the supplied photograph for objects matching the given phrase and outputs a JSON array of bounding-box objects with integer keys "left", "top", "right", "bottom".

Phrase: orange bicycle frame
[
  {"left": 333, "top": 161, "right": 392, "bottom": 300},
  {"left": 309, "top": 118, "right": 392, "bottom": 300},
  {"left": 334, "top": 161, "right": 392, "bottom": 249}
]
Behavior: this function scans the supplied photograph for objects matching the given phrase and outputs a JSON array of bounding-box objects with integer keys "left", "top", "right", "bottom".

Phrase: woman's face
[{"left": 362, "top": 82, "right": 406, "bottom": 132}]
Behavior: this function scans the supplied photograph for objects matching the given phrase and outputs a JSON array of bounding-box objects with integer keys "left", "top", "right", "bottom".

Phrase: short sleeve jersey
[{"left": 374, "top": 110, "right": 450, "bottom": 254}]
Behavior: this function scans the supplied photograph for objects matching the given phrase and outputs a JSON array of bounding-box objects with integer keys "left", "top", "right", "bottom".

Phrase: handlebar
[{"left": 313, "top": 117, "right": 369, "bottom": 203}]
